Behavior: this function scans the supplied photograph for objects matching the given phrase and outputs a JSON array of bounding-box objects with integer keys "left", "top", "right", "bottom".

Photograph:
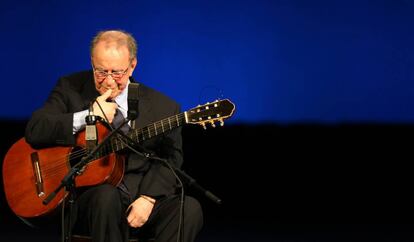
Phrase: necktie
[
  {"left": 112, "top": 109, "right": 131, "bottom": 197},
  {"left": 112, "top": 109, "right": 131, "bottom": 134}
]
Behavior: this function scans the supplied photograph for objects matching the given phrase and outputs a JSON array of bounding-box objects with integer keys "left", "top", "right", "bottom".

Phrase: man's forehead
[{"left": 93, "top": 40, "right": 129, "bottom": 54}]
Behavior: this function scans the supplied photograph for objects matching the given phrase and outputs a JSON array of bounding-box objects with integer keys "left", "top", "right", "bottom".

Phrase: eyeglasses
[{"left": 92, "top": 64, "right": 130, "bottom": 80}]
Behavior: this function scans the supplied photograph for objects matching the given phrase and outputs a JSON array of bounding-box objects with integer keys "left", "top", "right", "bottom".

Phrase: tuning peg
[
  {"left": 210, "top": 121, "right": 216, "bottom": 128},
  {"left": 220, "top": 120, "right": 224, "bottom": 126},
  {"left": 201, "top": 122, "right": 207, "bottom": 130}
]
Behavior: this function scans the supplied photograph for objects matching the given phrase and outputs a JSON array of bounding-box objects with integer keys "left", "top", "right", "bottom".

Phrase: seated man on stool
[{"left": 25, "top": 29, "right": 203, "bottom": 242}]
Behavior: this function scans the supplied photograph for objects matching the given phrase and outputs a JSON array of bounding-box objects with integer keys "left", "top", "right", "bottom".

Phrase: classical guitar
[{"left": 2, "top": 99, "right": 235, "bottom": 218}]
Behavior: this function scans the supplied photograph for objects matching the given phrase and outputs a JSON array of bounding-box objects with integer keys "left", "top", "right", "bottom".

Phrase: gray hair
[{"left": 90, "top": 30, "right": 138, "bottom": 62}]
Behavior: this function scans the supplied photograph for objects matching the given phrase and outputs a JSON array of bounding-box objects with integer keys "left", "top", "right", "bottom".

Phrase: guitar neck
[{"left": 94, "top": 112, "right": 187, "bottom": 158}]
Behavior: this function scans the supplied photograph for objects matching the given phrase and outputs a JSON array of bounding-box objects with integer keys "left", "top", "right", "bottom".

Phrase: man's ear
[{"left": 130, "top": 58, "right": 138, "bottom": 70}]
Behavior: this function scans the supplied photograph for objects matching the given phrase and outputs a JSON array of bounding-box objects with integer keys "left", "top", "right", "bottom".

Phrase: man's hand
[
  {"left": 93, "top": 89, "right": 118, "bottom": 123},
  {"left": 126, "top": 195, "right": 156, "bottom": 228}
]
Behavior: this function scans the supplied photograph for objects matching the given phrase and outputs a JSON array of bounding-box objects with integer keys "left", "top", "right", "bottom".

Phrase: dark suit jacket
[{"left": 25, "top": 70, "right": 183, "bottom": 200}]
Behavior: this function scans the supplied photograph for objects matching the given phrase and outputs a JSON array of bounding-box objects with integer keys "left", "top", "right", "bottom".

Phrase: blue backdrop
[{"left": 1, "top": 0, "right": 414, "bottom": 124}]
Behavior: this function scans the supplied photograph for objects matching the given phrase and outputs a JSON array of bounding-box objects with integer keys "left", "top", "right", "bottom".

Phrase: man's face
[{"left": 91, "top": 42, "right": 137, "bottom": 100}]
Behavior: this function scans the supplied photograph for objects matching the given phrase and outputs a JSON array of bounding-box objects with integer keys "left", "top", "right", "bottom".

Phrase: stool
[{"left": 71, "top": 234, "right": 139, "bottom": 242}]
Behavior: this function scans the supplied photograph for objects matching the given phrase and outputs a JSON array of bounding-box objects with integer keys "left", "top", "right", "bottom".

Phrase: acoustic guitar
[{"left": 2, "top": 99, "right": 235, "bottom": 218}]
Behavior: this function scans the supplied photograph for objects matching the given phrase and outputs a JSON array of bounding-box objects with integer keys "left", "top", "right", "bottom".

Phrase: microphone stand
[
  {"left": 113, "top": 119, "right": 222, "bottom": 205},
  {"left": 42, "top": 118, "right": 133, "bottom": 242}
]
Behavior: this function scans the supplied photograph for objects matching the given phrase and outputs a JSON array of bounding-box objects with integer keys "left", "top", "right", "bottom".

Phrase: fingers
[
  {"left": 127, "top": 214, "right": 147, "bottom": 228},
  {"left": 97, "top": 89, "right": 112, "bottom": 101},
  {"left": 95, "top": 89, "right": 116, "bottom": 109},
  {"left": 93, "top": 89, "right": 117, "bottom": 122},
  {"left": 129, "top": 219, "right": 146, "bottom": 228}
]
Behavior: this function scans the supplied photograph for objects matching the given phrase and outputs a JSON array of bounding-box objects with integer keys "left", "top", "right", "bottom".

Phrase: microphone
[
  {"left": 85, "top": 104, "right": 98, "bottom": 150},
  {"left": 127, "top": 83, "right": 140, "bottom": 120}
]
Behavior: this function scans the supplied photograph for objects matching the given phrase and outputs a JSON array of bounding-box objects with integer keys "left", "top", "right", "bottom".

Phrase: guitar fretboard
[{"left": 93, "top": 112, "right": 187, "bottom": 159}]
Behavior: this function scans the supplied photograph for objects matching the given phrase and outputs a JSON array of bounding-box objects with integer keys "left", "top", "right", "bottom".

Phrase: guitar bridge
[{"left": 31, "top": 152, "right": 45, "bottom": 197}]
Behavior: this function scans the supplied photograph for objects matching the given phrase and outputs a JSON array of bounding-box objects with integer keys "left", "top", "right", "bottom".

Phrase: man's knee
[
  {"left": 184, "top": 196, "right": 203, "bottom": 228},
  {"left": 90, "top": 184, "right": 122, "bottom": 213}
]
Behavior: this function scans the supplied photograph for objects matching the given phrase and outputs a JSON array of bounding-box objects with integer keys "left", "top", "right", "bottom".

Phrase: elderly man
[{"left": 25, "top": 30, "right": 203, "bottom": 242}]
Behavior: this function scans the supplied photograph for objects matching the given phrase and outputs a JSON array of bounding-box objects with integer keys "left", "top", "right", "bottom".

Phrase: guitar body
[{"left": 2, "top": 122, "right": 124, "bottom": 218}]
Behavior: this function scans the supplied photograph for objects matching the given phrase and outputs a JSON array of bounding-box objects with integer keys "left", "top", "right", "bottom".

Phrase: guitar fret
[
  {"left": 140, "top": 130, "right": 145, "bottom": 141},
  {"left": 168, "top": 117, "right": 172, "bottom": 129},
  {"left": 135, "top": 132, "right": 140, "bottom": 143},
  {"left": 135, "top": 131, "right": 140, "bottom": 141},
  {"left": 176, "top": 115, "right": 179, "bottom": 126},
  {"left": 161, "top": 121, "right": 164, "bottom": 132},
  {"left": 132, "top": 130, "right": 137, "bottom": 143},
  {"left": 136, "top": 131, "right": 140, "bottom": 142},
  {"left": 154, "top": 123, "right": 158, "bottom": 136},
  {"left": 147, "top": 126, "right": 151, "bottom": 138}
]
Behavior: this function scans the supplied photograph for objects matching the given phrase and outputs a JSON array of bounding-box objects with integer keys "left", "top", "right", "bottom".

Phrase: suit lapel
[{"left": 134, "top": 84, "right": 152, "bottom": 129}]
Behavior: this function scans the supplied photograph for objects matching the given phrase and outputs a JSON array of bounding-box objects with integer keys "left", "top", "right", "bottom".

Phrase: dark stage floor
[{"left": 2, "top": 121, "right": 414, "bottom": 241}]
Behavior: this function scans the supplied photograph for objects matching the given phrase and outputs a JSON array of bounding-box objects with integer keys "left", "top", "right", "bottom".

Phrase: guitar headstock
[{"left": 186, "top": 99, "right": 235, "bottom": 129}]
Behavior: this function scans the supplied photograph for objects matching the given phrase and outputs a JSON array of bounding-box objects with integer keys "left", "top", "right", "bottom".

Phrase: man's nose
[{"left": 104, "top": 75, "right": 116, "bottom": 85}]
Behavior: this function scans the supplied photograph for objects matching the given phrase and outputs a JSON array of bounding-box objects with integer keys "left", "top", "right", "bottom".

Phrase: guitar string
[
  {"left": 40, "top": 134, "right": 127, "bottom": 176},
  {"left": 40, "top": 114, "right": 188, "bottom": 176},
  {"left": 43, "top": 113, "right": 185, "bottom": 173},
  {"left": 39, "top": 114, "right": 186, "bottom": 177}
]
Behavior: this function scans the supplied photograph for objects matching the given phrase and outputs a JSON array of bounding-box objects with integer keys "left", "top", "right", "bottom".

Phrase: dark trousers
[{"left": 71, "top": 184, "right": 203, "bottom": 242}]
